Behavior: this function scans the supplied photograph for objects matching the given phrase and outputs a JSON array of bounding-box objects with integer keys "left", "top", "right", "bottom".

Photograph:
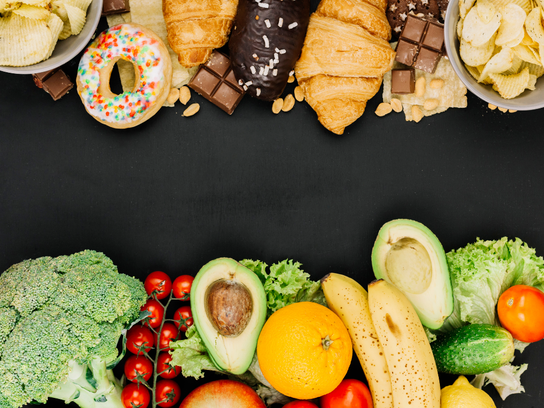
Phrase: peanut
[
  {"left": 179, "top": 86, "right": 191, "bottom": 105},
  {"left": 423, "top": 98, "right": 439, "bottom": 111},
  {"left": 429, "top": 79, "right": 444, "bottom": 89},
  {"left": 183, "top": 103, "right": 200, "bottom": 117},
  {"left": 375, "top": 102, "right": 393, "bottom": 117},
  {"left": 287, "top": 75, "right": 295, "bottom": 83},
  {"left": 415, "top": 77, "right": 426, "bottom": 97},
  {"left": 294, "top": 86, "right": 305, "bottom": 102},
  {"left": 498, "top": 107, "right": 508, "bottom": 113},
  {"left": 167, "top": 88, "right": 179, "bottom": 104},
  {"left": 509, "top": 109, "right": 517, "bottom": 113},
  {"left": 390, "top": 98, "right": 403, "bottom": 113},
  {"left": 282, "top": 94, "right": 295, "bottom": 112},
  {"left": 412, "top": 105, "right": 424, "bottom": 123},
  {"left": 488, "top": 103, "right": 497, "bottom": 110},
  {"left": 272, "top": 98, "right": 284, "bottom": 114}
]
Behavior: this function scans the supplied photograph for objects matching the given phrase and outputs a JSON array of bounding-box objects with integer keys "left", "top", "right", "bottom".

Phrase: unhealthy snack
[
  {"left": 188, "top": 51, "right": 245, "bottom": 114},
  {"left": 33, "top": 68, "right": 74, "bottom": 100},
  {"left": 163, "top": 0, "right": 238, "bottom": 67},
  {"left": 76, "top": 23, "right": 173, "bottom": 129},
  {"left": 102, "top": 0, "right": 130, "bottom": 15},
  {"left": 458, "top": 0, "right": 544, "bottom": 99},
  {"left": 391, "top": 68, "right": 416, "bottom": 93},
  {"left": 387, "top": 0, "right": 441, "bottom": 39},
  {"left": 294, "top": 0, "right": 395, "bottom": 134},
  {"left": 395, "top": 14, "right": 444, "bottom": 73},
  {"left": 228, "top": 0, "right": 310, "bottom": 101}
]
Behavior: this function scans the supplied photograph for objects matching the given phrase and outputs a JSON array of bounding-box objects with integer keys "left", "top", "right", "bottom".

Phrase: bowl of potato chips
[
  {"left": 445, "top": 0, "right": 544, "bottom": 109},
  {"left": 0, "top": 0, "right": 103, "bottom": 74}
]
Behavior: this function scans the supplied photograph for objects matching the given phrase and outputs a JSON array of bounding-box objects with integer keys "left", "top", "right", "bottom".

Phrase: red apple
[{"left": 179, "top": 379, "right": 266, "bottom": 408}]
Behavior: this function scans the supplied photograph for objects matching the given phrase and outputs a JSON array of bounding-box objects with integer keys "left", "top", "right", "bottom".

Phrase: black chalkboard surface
[{"left": 2, "top": 3, "right": 544, "bottom": 407}]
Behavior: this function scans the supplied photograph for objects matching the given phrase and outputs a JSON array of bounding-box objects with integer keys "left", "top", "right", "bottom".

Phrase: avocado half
[
  {"left": 190, "top": 258, "right": 267, "bottom": 375},
  {"left": 371, "top": 219, "right": 453, "bottom": 330}
]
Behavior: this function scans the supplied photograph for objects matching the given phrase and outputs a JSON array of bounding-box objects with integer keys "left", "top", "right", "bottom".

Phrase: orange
[{"left": 257, "top": 302, "right": 353, "bottom": 400}]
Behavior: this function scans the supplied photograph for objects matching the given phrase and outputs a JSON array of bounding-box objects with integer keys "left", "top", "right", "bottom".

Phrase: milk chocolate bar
[
  {"left": 188, "top": 51, "right": 245, "bottom": 115},
  {"left": 395, "top": 15, "right": 444, "bottom": 73},
  {"left": 391, "top": 68, "right": 415, "bottom": 94},
  {"left": 32, "top": 69, "right": 73, "bottom": 100},
  {"left": 102, "top": 0, "right": 130, "bottom": 15}
]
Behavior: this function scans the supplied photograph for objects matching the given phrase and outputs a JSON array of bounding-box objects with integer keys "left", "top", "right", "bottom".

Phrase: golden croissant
[
  {"left": 163, "top": 0, "right": 238, "bottom": 67},
  {"left": 295, "top": 0, "right": 395, "bottom": 135}
]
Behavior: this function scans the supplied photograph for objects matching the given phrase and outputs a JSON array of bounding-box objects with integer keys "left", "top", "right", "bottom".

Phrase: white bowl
[
  {"left": 444, "top": 0, "right": 544, "bottom": 111},
  {"left": 0, "top": 0, "right": 103, "bottom": 75}
]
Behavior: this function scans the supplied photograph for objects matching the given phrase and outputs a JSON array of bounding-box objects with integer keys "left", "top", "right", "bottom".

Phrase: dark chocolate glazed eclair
[{"left": 228, "top": 0, "right": 310, "bottom": 101}]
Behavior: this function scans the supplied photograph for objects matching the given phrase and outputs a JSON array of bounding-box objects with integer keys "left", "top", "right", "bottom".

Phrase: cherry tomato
[
  {"left": 124, "top": 355, "right": 153, "bottom": 383},
  {"left": 173, "top": 306, "right": 193, "bottom": 332},
  {"left": 172, "top": 275, "right": 194, "bottom": 300},
  {"left": 283, "top": 401, "right": 319, "bottom": 408},
  {"left": 320, "top": 379, "right": 373, "bottom": 408},
  {"left": 156, "top": 322, "right": 179, "bottom": 351},
  {"left": 121, "top": 383, "right": 150, "bottom": 408},
  {"left": 155, "top": 379, "right": 181, "bottom": 407},
  {"left": 157, "top": 352, "right": 181, "bottom": 379},
  {"left": 126, "top": 324, "right": 155, "bottom": 355},
  {"left": 498, "top": 285, "right": 544, "bottom": 343},
  {"left": 144, "top": 271, "right": 172, "bottom": 300},
  {"left": 141, "top": 299, "right": 165, "bottom": 329}
]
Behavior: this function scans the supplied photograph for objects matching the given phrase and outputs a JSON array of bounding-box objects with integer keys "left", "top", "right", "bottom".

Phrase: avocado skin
[
  {"left": 431, "top": 324, "right": 515, "bottom": 375},
  {"left": 190, "top": 258, "right": 267, "bottom": 375}
]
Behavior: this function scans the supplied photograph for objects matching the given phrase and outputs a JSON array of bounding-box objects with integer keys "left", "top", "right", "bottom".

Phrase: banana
[
  {"left": 321, "top": 273, "right": 393, "bottom": 408},
  {"left": 368, "top": 279, "right": 441, "bottom": 408}
]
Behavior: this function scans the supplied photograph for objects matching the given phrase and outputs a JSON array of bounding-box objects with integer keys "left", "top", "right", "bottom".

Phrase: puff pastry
[
  {"left": 295, "top": 0, "right": 395, "bottom": 135},
  {"left": 163, "top": 0, "right": 238, "bottom": 67}
]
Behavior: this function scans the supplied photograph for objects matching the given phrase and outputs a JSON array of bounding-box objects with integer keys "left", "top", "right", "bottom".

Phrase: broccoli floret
[{"left": 0, "top": 250, "right": 147, "bottom": 408}]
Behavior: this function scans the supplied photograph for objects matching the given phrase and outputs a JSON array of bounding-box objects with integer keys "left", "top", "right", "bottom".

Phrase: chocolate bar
[
  {"left": 32, "top": 69, "right": 73, "bottom": 101},
  {"left": 391, "top": 68, "right": 415, "bottom": 94},
  {"left": 395, "top": 15, "right": 444, "bottom": 73},
  {"left": 102, "top": 0, "right": 130, "bottom": 15},
  {"left": 188, "top": 51, "right": 245, "bottom": 115}
]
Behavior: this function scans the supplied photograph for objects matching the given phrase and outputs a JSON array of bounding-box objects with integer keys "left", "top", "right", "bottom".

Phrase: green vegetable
[
  {"left": 169, "top": 258, "right": 325, "bottom": 405},
  {"left": 0, "top": 250, "right": 147, "bottom": 408},
  {"left": 431, "top": 324, "right": 514, "bottom": 375}
]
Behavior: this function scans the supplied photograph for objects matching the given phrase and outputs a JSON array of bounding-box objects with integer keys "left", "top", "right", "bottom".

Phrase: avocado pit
[
  {"left": 206, "top": 279, "right": 253, "bottom": 337},
  {"left": 385, "top": 237, "right": 432, "bottom": 294}
]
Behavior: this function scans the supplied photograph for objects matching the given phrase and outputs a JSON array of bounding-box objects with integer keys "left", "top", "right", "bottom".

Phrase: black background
[{"left": 2, "top": 1, "right": 544, "bottom": 406}]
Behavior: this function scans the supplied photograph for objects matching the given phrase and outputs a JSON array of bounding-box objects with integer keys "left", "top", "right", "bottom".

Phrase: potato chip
[
  {"left": 479, "top": 46, "right": 515, "bottom": 80},
  {"left": 477, "top": 0, "right": 497, "bottom": 23},
  {"left": 457, "top": 17, "right": 464, "bottom": 38},
  {"left": 465, "top": 63, "right": 482, "bottom": 80},
  {"left": 501, "top": 53, "right": 523, "bottom": 73},
  {"left": 462, "top": 5, "right": 502, "bottom": 46},
  {"left": 512, "top": 43, "right": 541, "bottom": 64},
  {"left": 0, "top": 13, "right": 54, "bottom": 66},
  {"left": 489, "top": 0, "right": 531, "bottom": 13},
  {"left": 64, "top": 3, "right": 85, "bottom": 35},
  {"left": 460, "top": 0, "right": 477, "bottom": 18},
  {"left": 495, "top": 4, "right": 527, "bottom": 45},
  {"left": 527, "top": 73, "right": 538, "bottom": 89},
  {"left": 525, "top": 7, "right": 544, "bottom": 44},
  {"left": 12, "top": 4, "right": 50, "bottom": 19},
  {"left": 62, "top": 0, "right": 92, "bottom": 11},
  {"left": 460, "top": 35, "right": 497, "bottom": 65},
  {"left": 489, "top": 66, "right": 531, "bottom": 98},
  {"left": 51, "top": 0, "right": 68, "bottom": 21},
  {"left": 518, "top": 60, "right": 544, "bottom": 76},
  {"left": 43, "top": 11, "right": 63, "bottom": 60},
  {"left": 19, "top": 0, "right": 50, "bottom": 6},
  {"left": 521, "top": 27, "right": 539, "bottom": 46}
]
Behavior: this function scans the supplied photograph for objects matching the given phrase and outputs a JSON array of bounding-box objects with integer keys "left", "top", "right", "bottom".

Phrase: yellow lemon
[
  {"left": 441, "top": 376, "right": 496, "bottom": 408},
  {"left": 257, "top": 302, "right": 352, "bottom": 400}
]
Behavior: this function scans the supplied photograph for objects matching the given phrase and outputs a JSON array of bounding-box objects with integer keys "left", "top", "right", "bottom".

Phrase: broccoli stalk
[{"left": 0, "top": 250, "right": 148, "bottom": 408}]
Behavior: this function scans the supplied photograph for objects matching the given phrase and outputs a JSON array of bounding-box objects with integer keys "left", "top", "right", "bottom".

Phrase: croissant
[
  {"left": 163, "top": 0, "right": 238, "bottom": 67},
  {"left": 294, "top": 0, "right": 395, "bottom": 135}
]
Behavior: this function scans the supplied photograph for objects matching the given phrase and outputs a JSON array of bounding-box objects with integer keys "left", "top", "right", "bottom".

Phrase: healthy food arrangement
[{"left": 3, "top": 220, "right": 544, "bottom": 408}]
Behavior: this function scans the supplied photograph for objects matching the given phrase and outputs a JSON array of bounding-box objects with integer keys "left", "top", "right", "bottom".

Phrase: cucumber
[{"left": 431, "top": 324, "right": 514, "bottom": 375}]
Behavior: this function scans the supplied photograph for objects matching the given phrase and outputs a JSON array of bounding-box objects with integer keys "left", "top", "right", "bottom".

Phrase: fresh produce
[
  {"left": 440, "top": 376, "right": 496, "bottom": 408},
  {"left": 127, "top": 324, "right": 156, "bottom": 354},
  {"left": 142, "top": 298, "right": 166, "bottom": 328},
  {"left": 156, "top": 353, "right": 180, "bottom": 379},
  {"left": 156, "top": 322, "right": 179, "bottom": 351},
  {"left": 321, "top": 273, "right": 392, "bottom": 408},
  {"left": 121, "top": 383, "right": 151, "bottom": 408},
  {"left": 178, "top": 379, "right": 266, "bottom": 408},
  {"left": 170, "top": 259, "right": 326, "bottom": 405},
  {"left": 368, "top": 279, "right": 441, "bottom": 408},
  {"left": 371, "top": 219, "right": 453, "bottom": 329},
  {"left": 283, "top": 401, "right": 319, "bottom": 408},
  {"left": 172, "top": 274, "right": 194, "bottom": 300},
  {"left": 145, "top": 271, "right": 173, "bottom": 300},
  {"left": 190, "top": 258, "right": 267, "bottom": 375},
  {"left": 431, "top": 324, "right": 514, "bottom": 375},
  {"left": 173, "top": 305, "right": 194, "bottom": 331},
  {"left": 155, "top": 379, "right": 181, "bottom": 407},
  {"left": 497, "top": 285, "right": 544, "bottom": 343},
  {"left": 320, "top": 379, "right": 373, "bottom": 408},
  {"left": 0, "top": 250, "right": 148, "bottom": 408},
  {"left": 257, "top": 301, "right": 352, "bottom": 399},
  {"left": 125, "top": 355, "right": 154, "bottom": 383}
]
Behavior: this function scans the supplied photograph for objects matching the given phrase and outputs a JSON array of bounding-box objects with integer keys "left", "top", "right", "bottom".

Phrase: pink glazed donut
[{"left": 77, "top": 23, "right": 172, "bottom": 129}]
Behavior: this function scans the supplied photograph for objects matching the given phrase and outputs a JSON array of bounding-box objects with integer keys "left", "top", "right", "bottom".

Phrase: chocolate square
[
  {"left": 32, "top": 69, "right": 57, "bottom": 88},
  {"left": 395, "top": 40, "right": 420, "bottom": 66},
  {"left": 401, "top": 15, "right": 428, "bottom": 43},
  {"left": 102, "top": 0, "right": 130, "bottom": 15},
  {"left": 42, "top": 70, "right": 73, "bottom": 101},
  {"left": 422, "top": 22, "right": 444, "bottom": 52},
  {"left": 414, "top": 47, "right": 441, "bottom": 73},
  {"left": 212, "top": 82, "right": 243, "bottom": 112},
  {"left": 205, "top": 52, "right": 230, "bottom": 77},
  {"left": 191, "top": 69, "right": 221, "bottom": 96},
  {"left": 391, "top": 69, "right": 415, "bottom": 94}
]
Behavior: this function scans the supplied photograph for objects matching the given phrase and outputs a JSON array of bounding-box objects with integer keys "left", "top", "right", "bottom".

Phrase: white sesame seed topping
[
  {"left": 250, "top": 66, "right": 256, "bottom": 74},
  {"left": 288, "top": 22, "right": 298, "bottom": 29},
  {"left": 243, "top": 85, "right": 248, "bottom": 91},
  {"left": 274, "top": 54, "right": 279, "bottom": 63},
  {"left": 279, "top": 49, "right": 286, "bottom": 54},
  {"left": 273, "top": 69, "right": 278, "bottom": 76},
  {"left": 278, "top": 17, "right": 283, "bottom": 27},
  {"left": 264, "top": 65, "right": 269, "bottom": 76},
  {"left": 275, "top": 47, "right": 280, "bottom": 53},
  {"left": 256, "top": 88, "right": 261, "bottom": 96},
  {"left": 258, "top": 2, "right": 269, "bottom": 7},
  {"left": 245, "top": 81, "right": 253, "bottom": 86},
  {"left": 263, "top": 35, "right": 269, "bottom": 48},
  {"left": 265, "top": 19, "right": 271, "bottom": 28},
  {"left": 269, "top": 59, "right": 274, "bottom": 68},
  {"left": 259, "top": 67, "right": 264, "bottom": 76}
]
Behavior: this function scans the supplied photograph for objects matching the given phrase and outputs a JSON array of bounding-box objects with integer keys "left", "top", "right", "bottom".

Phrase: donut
[{"left": 76, "top": 23, "right": 172, "bottom": 129}]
